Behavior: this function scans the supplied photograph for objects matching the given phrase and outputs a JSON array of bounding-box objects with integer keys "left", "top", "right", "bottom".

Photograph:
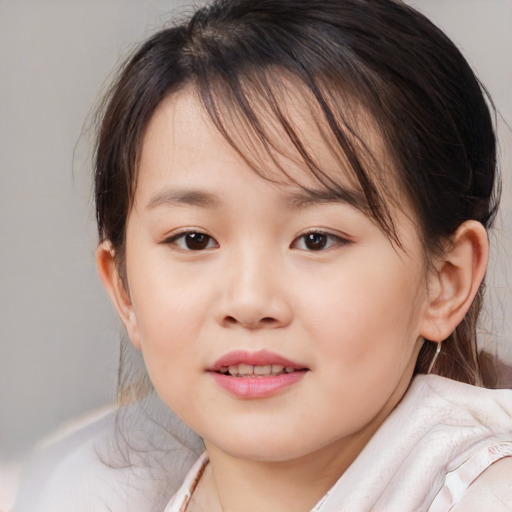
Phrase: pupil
[
  {"left": 185, "top": 233, "right": 209, "bottom": 250},
  {"left": 305, "top": 233, "right": 327, "bottom": 250}
]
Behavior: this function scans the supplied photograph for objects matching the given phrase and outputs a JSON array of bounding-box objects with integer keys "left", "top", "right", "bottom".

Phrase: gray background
[{"left": 1, "top": 0, "right": 511, "bottom": 461}]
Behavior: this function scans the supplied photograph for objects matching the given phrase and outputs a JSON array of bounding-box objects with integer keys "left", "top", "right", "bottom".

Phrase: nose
[{"left": 214, "top": 249, "right": 293, "bottom": 330}]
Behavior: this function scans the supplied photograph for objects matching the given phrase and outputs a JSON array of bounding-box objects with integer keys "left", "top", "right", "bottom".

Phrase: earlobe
[
  {"left": 420, "top": 221, "right": 489, "bottom": 342},
  {"left": 95, "top": 241, "right": 142, "bottom": 349}
]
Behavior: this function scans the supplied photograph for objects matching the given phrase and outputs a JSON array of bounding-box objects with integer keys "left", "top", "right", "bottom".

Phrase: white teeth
[
  {"left": 238, "top": 364, "right": 253, "bottom": 375},
  {"left": 254, "top": 364, "right": 272, "bottom": 375},
  {"left": 221, "top": 364, "right": 296, "bottom": 377}
]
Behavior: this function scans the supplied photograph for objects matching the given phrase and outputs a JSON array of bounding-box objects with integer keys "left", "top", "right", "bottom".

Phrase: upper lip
[{"left": 208, "top": 350, "right": 306, "bottom": 371}]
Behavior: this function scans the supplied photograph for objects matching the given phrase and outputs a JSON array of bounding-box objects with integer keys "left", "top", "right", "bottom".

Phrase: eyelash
[
  {"left": 164, "top": 230, "right": 218, "bottom": 251},
  {"left": 291, "top": 230, "right": 349, "bottom": 251},
  {"left": 163, "top": 229, "right": 349, "bottom": 252}
]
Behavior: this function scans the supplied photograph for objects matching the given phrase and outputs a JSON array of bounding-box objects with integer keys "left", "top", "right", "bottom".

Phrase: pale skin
[{"left": 97, "top": 89, "right": 491, "bottom": 512}]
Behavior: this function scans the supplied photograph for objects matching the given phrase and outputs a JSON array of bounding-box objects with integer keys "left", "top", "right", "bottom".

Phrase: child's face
[{"left": 119, "top": 90, "right": 430, "bottom": 462}]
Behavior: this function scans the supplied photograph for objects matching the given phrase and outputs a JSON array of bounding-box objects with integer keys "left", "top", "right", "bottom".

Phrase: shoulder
[
  {"left": 14, "top": 400, "right": 203, "bottom": 512},
  {"left": 452, "top": 457, "right": 512, "bottom": 512},
  {"left": 13, "top": 406, "right": 132, "bottom": 512}
]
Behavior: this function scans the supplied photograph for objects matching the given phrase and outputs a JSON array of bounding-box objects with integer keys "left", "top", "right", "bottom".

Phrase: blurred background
[{"left": 0, "top": 0, "right": 511, "bottom": 505}]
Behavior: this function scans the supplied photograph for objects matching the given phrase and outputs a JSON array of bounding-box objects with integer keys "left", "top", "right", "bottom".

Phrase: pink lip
[
  {"left": 207, "top": 350, "right": 308, "bottom": 399},
  {"left": 208, "top": 350, "right": 304, "bottom": 371}
]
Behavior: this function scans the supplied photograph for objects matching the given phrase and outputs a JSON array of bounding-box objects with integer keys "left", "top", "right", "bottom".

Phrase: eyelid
[
  {"left": 162, "top": 228, "right": 219, "bottom": 251},
  {"left": 161, "top": 228, "right": 350, "bottom": 252},
  {"left": 291, "top": 229, "right": 351, "bottom": 251}
]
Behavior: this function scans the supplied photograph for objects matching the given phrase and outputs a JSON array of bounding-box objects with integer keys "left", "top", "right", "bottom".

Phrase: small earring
[{"left": 427, "top": 342, "right": 442, "bottom": 374}]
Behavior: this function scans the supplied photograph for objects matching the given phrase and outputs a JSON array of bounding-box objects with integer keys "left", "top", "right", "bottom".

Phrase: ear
[
  {"left": 96, "top": 241, "right": 142, "bottom": 349},
  {"left": 420, "top": 220, "right": 489, "bottom": 342}
]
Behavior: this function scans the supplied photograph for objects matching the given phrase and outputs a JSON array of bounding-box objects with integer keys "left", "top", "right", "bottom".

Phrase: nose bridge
[
  {"left": 217, "top": 243, "right": 291, "bottom": 329},
  {"left": 234, "top": 245, "right": 275, "bottom": 299}
]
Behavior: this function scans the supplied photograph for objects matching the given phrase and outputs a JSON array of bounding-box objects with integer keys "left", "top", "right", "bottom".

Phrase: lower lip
[{"left": 210, "top": 371, "right": 307, "bottom": 398}]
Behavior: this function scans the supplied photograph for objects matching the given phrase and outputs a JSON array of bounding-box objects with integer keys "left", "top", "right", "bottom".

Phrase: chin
[{"left": 205, "top": 428, "right": 332, "bottom": 463}]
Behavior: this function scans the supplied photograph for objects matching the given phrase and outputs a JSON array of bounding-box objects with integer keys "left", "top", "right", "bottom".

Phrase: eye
[
  {"left": 292, "top": 231, "right": 346, "bottom": 251},
  {"left": 165, "top": 231, "right": 218, "bottom": 251}
]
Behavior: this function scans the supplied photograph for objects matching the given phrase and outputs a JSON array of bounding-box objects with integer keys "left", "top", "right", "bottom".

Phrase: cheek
[
  {"left": 296, "top": 256, "right": 425, "bottom": 434},
  {"left": 126, "top": 255, "right": 214, "bottom": 379},
  {"left": 129, "top": 283, "right": 209, "bottom": 416},
  {"left": 302, "top": 250, "right": 425, "bottom": 371}
]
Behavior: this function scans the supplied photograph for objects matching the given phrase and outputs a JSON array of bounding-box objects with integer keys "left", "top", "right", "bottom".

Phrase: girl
[{"left": 14, "top": 0, "right": 512, "bottom": 511}]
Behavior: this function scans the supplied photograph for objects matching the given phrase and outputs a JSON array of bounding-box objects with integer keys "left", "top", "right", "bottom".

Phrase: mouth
[
  {"left": 217, "top": 364, "right": 301, "bottom": 378},
  {"left": 207, "top": 350, "right": 309, "bottom": 398},
  {"left": 208, "top": 349, "right": 308, "bottom": 376}
]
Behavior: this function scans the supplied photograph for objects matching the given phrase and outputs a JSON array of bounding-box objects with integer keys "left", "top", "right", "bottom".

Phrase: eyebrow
[
  {"left": 145, "top": 185, "right": 367, "bottom": 212},
  {"left": 287, "top": 187, "right": 367, "bottom": 212},
  {"left": 145, "top": 189, "right": 221, "bottom": 211}
]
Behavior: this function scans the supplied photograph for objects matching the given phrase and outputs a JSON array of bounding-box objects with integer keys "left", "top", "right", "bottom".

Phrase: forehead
[
  {"left": 137, "top": 81, "right": 394, "bottom": 205},
  {"left": 134, "top": 84, "right": 422, "bottom": 256}
]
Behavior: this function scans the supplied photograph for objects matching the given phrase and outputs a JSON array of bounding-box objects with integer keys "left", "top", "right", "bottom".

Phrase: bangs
[{"left": 191, "top": 66, "right": 402, "bottom": 245}]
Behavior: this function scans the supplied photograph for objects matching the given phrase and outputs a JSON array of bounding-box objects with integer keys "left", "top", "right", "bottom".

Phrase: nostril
[
  {"left": 222, "top": 315, "right": 278, "bottom": 328},
  {"left": 225, "top": 316, "right": 237, "bottom": 325}
]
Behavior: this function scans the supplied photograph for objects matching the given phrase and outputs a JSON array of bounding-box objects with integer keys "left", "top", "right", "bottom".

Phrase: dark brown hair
[{"left": 95, "top": 0, "right": 500, "bottom": 396}]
